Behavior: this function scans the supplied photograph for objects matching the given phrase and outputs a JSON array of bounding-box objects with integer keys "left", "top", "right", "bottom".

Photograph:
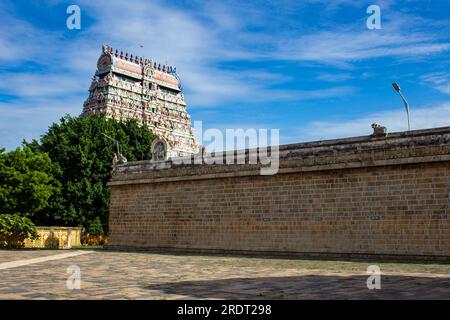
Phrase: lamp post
[
  {"left": 392, "top": 83, "right": 411, "bottom": 131},
  {"left": 101, "top": 132, "right": 127, "bottom": 163}
]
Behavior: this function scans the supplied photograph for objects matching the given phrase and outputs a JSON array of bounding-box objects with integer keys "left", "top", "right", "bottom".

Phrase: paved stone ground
[{"left": 0, "top": 249, "right": 449, "bottom": 299}]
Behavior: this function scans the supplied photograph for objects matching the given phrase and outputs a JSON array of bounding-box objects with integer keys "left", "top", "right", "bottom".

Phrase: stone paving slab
[
  {"left": 0, "top": 250, "right": 93, "bottom": 270},
  {"left": 0, "top": 250, "right": 63, "bottom": 263},
  {"left": 0, "top": 250, "right": 449, "bottom": 299}
]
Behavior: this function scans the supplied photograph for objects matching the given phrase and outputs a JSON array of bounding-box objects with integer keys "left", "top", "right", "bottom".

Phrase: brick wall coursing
[{"left": 108, "top": 127, "right": 450, "bottom": 258}]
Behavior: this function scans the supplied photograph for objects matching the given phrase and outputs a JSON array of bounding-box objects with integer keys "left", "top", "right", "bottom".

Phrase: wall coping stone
[{"left": 108, "top": 126, "right": 450, "bottom": 186}]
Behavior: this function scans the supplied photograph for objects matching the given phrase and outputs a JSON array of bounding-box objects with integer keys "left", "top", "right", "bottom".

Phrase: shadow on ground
[{"left": 144, "top": 274, "right": 450, "bottom": 300}]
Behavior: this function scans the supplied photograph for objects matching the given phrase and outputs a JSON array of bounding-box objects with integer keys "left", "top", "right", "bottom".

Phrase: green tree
[
  {"left": 0, "top": 214, "right": 38, "bottom": 248},
  {"left": 40, "top": 114, "right": 153, "bottom": 230},
  {"left": 0, "top": 146, "right": 60, "bottom": 218},
  {"left": 87, "top": 216, "right": 104, "bottom": 236}
]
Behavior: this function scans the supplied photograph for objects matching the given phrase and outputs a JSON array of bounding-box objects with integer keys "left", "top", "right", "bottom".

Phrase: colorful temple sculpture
[{"left": 82, "top": 45, "right": 199, "bottom": 159}]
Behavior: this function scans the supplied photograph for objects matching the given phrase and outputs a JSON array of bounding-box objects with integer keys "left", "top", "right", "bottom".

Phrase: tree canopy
[
  {"left": 1, "top": 113, "right": 153, "bottom": 234},
  {"left": 0, "top": 214, "right": 39, "bottom": 248},
  {"left": 0, "top": 146, "right": 60, "bottom": 218},
  {"left": 36, "top": 114, "right": 154, "bottom": 230}
]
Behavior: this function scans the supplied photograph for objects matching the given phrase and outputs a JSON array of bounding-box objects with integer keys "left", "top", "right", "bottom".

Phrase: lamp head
[{"left": 392, "top": 83, "right": 401, "bottom": 92}]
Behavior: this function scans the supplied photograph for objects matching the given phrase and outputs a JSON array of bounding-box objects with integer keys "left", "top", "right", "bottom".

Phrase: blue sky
[{"left": 1, "top": 0, "right": 450, "bottom": 150}]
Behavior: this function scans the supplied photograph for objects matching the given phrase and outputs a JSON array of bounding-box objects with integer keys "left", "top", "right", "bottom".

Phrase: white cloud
[
  {"left": 0, "top": 5, "right": 61, "bottom": 64},
  {"left": 304, "top": 0, "right": 395, "bottom": 11},
  {"left": 316, "top": 72, "right": 353, "bottom": 82},
  {"left": 421, "top": 73, "right": 450, "bottom": 94},
  {"left": 275, "top": 10, "right": 450, "bottom": 66},
  {"left": 184, "top": 67, "right": 355, "bottom": 106},
  {"left": 0, "top": 98, "right": 83, "bottom": 150},
  {"left": 278, "top": 30, "right": 450, "bottom": 65},
  {"left": 0, "top": 73, "right": 88, "bottom": 98}
]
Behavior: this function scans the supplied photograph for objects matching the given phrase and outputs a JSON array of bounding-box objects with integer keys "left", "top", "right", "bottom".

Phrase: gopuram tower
[{"left": 82, "top": 45, "right": 199, "bottom": 159}]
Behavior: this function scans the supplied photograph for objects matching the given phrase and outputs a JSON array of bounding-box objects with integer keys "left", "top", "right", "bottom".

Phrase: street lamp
[
  {"left": 101, "top": 132, "right": 127, "bottom": 163},
  {"left": 392, "top": 83, "right": 411, "bottom": 131}
]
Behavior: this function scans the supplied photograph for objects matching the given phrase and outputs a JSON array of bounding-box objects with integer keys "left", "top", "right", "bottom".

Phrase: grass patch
[{"left": 71, "top": 244, "right": 104, "bottom": 250}]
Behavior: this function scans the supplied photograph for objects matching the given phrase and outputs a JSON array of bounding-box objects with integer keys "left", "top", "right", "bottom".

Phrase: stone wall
[
  {"left": 107, "top": 127, "right": 450, "bottom": 259},
  {"left": 23, "top": 227, "right": 81, "bottom": 249}
]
